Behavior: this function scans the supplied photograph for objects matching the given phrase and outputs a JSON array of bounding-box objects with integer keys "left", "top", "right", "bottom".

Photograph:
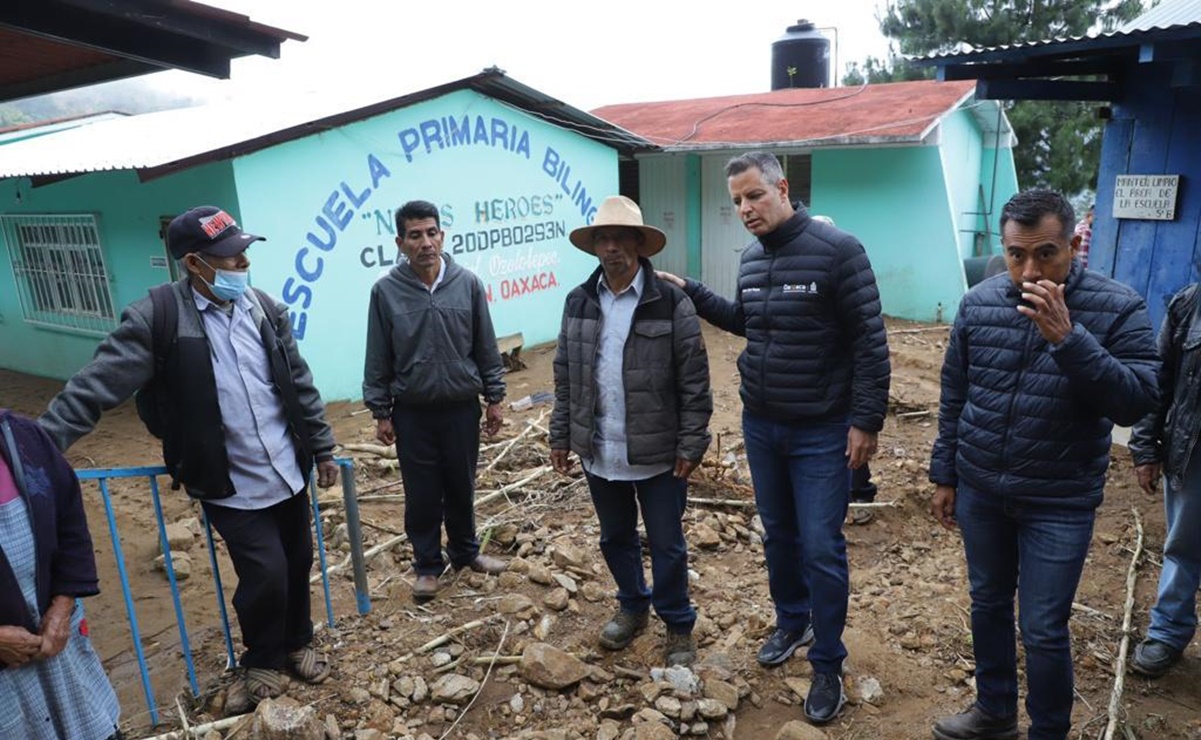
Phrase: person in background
[
  {"left": 658, "top": 152, "right": 890, "bottom": 725},
  {"left": 1073, "top": 204, "right": 1094, "bottom": 268},
  {"left": 1128, "top": 280, "right": 1201, "bottom": 678},
  {"left": 0, "top": 409, "right": 120, "bottom": 740},
  {"left": 550, "top": 195, "right": 712, "bottom": 667},
  {"left": 929, "top": 189, "right": 1159, "bottom": 740},
  {"left": 39, "top": 206, "right": 339, "bottom": 704},
  {"left": 812, "top": 215, "right": 879, "bottom": 526},
  {"left": 363, "top": 199, "right": 507, "bottom": 604}
]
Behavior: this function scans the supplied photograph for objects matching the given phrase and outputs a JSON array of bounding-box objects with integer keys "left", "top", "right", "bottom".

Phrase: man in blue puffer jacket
[{"left": 929, "top": 189, "right": 1160, "bottom": 740}]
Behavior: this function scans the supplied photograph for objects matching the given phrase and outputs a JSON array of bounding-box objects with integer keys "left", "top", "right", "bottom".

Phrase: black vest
[{"left": 158, "top": 302, "right": 315, "bottom": 500}]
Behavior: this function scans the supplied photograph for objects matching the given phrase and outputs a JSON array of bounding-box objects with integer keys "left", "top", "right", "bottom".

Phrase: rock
[
  {"left": 775, "top": 720, "right": 828, "bottom": 739},
  {"left": 252, "top": 697, "right": 324, "bottom": 740},
  {"left": 543, "top": 588, "right": 570, "bottom": 611},
  {"left": 640, "top": 682, "right": 666, "bottom": 703},
  {"left": 328, "top": 522, "right": 349, "bottom": 550},
  {"left": 163, "top": 522, "right": 195, "bottom": 551},
  {"left": 857, "top": 675, "right": 885, "bottom": 705},
  {"left": 600, "top": 704, "right": 638, "bottom": 720},
  {"left": 347, "top": 687, "right": 372, "bottom": 706},
  {"left": 430, "top": 674, "right": 480, "bottom": 704},
  {"left": 551, "top": 540, "right": 586, "bottom": 569},
  {"left": 528, "top": 563, "right": 555, "bottom": 585},
  {"left": 692, "top": 524, "right": 722, "bottom": 549},
  {"left": 534, "top": 613, "right": 556, "bottom": 640},
  {"left": 631, "top": 707, "right": 671, "bottom": 725},
  {"left": 581, "top": 581, "right": 607, "bottom": 602},
  {"left": 654, "top": 695, "right": 682, "bottom": 718},
  {"left": 519, "top": 643, "right": 590, "bottom": 689},
  {"left": 783, "top": 677, "right": 810, "bottom": 701},
  {"left": 702, "top": 679, "right": 740, "bottom": 711},
  {"left": 552, "top": 573, "right": 578, "bottom": 594},
  {"left": 510, "top": 693, "right": 525, "bottom": 713},
  {"left": 430, "top": 651, "right": 453, "bottom": 668},
  {"left": 354, "top": 731, "right": 385, "bottom": 740},
  {"left": 154, "top": 551, "right": 192, "bottom": 580},
  {"left": 498, "top": 571, "right": 524, "bottom": 590},
  {"left": 597, "top": 720, "right": 622, "bottom": 740},
  {"left": 499, "top": 593, "right": 539, "bottom": 617},
  {"left": 392, "top": 676, "right": 415, "bottom": 700},
  {"left": 633, "top": 723, "right": 676, "bottom": 740},
  {"left": 696, "top": 698, "right": 728, "bottom": 720},
  {"left": 412, "top": 676, "right": 428, "bottom": 703},
  {"left": 493, "top": 523, "right": 520, "bottom": 545},
  {"left": 362, "top": 699, "right": 394, "bottom": 732},
  {"left": 203, "top": 731, "right": 222, "bottom": 740},
  {"left": 650, "top": 665, "right": 698, "bottom": 697},
  {"left": 323, "top": 714, "right": 339, "bottom": 740}
]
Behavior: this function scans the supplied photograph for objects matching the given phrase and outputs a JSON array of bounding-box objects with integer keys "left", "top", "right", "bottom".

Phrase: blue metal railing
[{"left": 76, "top": 456, "right": 369, "bottom": 726}]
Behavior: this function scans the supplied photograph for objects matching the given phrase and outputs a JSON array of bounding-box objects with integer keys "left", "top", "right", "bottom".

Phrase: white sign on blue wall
[{"left": 232, "top": 89, "right": 618, "bottom": 400}]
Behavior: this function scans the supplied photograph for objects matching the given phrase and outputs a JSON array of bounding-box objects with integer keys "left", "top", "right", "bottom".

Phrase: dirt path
[{"left": 2, "top": 319, "right": 1198, "bottom": 739}]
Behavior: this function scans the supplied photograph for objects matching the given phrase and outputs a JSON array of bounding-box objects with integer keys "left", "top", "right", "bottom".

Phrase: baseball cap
[{"left": 167, "top": 206, "right": 265, "bottom": 260}]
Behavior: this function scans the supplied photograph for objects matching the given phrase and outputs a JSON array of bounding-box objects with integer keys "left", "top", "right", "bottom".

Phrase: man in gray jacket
[
  {"left": 40, "top": 205, "right": 339, "bottom": 703},
  {"left": 550, "top": 196, "right": 712, "bottom": 666},
  {"left": 363, "top": 199, "right": 507, "bottom": 603}
]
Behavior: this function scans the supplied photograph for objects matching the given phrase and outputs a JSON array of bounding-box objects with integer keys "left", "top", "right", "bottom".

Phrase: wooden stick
[
  {"left": 142, "top": 714, "right": 247, "bottom": 740},
  {"left": 1103, "top": 507, "right": 1144, "bottom": 740},
  {"left": 1072, "top": 602, "right": 1114, "bottom": 621},
  {"left": 891, "top": 326, "right": 949, "bottom": 335},
  {"left": 483, "top": 411, "right": 547, "bottom": 475},
  {"left": 393, "top": 617, "right": 499, "bottom": 664},
  {"left": 439, "top": 619, "right": 512, "bottom": 740},
  {"left": 689, "top": 497, "right": 755, "bottom": 509},
  {"left": 895, "top": 410, "right": 932, "bottom": 419},
  {"left": 343, "top": 442, "right": 397, "bottom": 459}
]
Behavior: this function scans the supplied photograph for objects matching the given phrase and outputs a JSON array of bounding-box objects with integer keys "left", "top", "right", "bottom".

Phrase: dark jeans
[
  {"left": 850, "top": 464, "right": 877, "bottom": 502},
  {"left": 585, "top": 469, "right": 696, "bottom": 631},
  {"left": 743, "top": 410, "right": 849, "bottom": 674},
  {"left": 956, "top": 483, "right": 1095, "bottom": 740},
  {"left": 392, "top": 400, "right": 482, "bottom": 575},
  {"left": 1148, "top": 449, "right": 1201, "bottom": 651},
  {"left": 202, "top": 492, "right": 314, "bottom": 669}
]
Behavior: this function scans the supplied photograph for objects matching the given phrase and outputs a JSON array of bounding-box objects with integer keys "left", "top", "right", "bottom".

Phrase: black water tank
[{"left": 771, "top": 20, "right": 830, "bottom": 90}]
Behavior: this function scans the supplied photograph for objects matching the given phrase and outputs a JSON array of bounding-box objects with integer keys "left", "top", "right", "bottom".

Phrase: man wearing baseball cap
[
  {"left": 40, "top": 205, "right": 340, "bottom": 704},
  {"left": 549, "top": 195, "right": 712, "bottom": 666}
]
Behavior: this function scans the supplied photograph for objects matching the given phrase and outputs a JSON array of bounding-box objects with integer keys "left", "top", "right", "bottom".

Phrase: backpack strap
[{"left": 147, "top": 283, "right": 178, "bottom": 368}]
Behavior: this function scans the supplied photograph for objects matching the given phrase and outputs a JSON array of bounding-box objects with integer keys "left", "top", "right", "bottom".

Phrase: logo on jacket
[{"left": 782, "top": 282, "right": 820, "bottom": 295}]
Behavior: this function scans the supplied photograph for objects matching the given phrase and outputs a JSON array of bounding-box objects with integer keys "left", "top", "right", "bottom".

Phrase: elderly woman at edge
[{"left": 0, "top": 408, "right": 120, "bottom": 740}]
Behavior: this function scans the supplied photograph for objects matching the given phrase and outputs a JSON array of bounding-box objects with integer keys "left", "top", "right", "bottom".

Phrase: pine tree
[{"left": 844, "top": 0, "right": 1145, "bottom": 194}]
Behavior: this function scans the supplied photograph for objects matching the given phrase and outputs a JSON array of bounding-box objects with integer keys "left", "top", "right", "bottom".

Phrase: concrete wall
[
  {"left": 811, "top": 146, "right": 965, "bottom": 322},
  {"left": 0, "top": 162, "right": 238, "bottom": 379}
]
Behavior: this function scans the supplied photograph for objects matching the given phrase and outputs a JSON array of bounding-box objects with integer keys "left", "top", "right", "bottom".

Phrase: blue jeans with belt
[
  {"left": 742, "top": 410, "right": 850, "bottom": 675},
  {"left": 956, "top": 483, "right": 1095, "bottom": 740},
  {"left": 585, "top": 469, "right": 696, "bottom": 632}
]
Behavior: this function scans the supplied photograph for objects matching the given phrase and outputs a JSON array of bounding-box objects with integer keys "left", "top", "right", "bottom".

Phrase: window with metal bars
[{"left": 2, "top": 214, "right": 117, "bottom": 335}]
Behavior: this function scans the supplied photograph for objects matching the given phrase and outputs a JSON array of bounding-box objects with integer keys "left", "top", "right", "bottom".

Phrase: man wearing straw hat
[{"left": 550, "top": 195, "right": 712, "bottom": 666}]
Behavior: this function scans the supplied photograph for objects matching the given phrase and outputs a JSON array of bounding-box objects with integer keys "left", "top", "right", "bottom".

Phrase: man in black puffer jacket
[
  {"left": 929, "top": 190, "right": 1159, "bottom": 740},
  {"left": 660, "top": 152, "right": 890, "bottom": 725}
]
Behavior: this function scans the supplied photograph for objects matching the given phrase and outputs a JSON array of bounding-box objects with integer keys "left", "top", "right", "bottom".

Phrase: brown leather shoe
[
  {"left": 412, "top": 574, "right": 439, "bottom": 602},
  {"left": 466, "top": 554, "right": 507, "bottom": 574}
]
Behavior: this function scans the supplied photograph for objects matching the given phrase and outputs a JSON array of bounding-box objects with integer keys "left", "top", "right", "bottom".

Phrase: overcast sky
[{"left": 158, "top": 0, "right": 894, "bottom": 111}]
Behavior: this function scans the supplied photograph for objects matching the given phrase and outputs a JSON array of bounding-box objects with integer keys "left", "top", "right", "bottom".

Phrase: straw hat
[{"left": 569, "top": 195, "right": 666, "bottom": 256}]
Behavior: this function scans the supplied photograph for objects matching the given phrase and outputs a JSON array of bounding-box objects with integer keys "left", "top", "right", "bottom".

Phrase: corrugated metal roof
[
  {"left": 0, "top": 69, "right": 650, "bottom": 180},
  {"left": 1121, "top": 0, "right": 1201, "bottom": 32},
  {"left": 916, "top": 0, "right": 1201, "bottom": 62},
  {"left": 592, "top": 80, "right": 998, "bottom": 151}
]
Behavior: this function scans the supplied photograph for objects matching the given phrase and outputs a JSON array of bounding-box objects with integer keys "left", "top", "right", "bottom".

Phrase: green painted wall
[
  {"left": 980, "top": 145, "right": 1020, "bottom": 253},
  {"left": 939, "top": 110, "right": 986, "bottom": 258},
  {"left": 0, "top": 162, "right": 238, "bottom": 379},
  {"left": 811, "top": 146, "right": 965, "bottom": 322},
  {"left": 232, "top": 89, "right": 617, "bottom": 401}
]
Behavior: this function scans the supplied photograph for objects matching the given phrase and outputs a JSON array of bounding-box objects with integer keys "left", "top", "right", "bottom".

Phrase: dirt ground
[{"left": 2, "top": 317, "right": 1200, "bottom": 740}]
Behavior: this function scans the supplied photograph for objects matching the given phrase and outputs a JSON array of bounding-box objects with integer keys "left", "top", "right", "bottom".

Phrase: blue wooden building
[{"left": 919, "top": 0, "right": 1201, "bottom": 328}]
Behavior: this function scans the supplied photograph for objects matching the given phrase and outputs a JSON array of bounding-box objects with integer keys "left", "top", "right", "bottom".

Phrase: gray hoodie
[{"left": 363, "top": 254, "right": 505, "bottom": 417}]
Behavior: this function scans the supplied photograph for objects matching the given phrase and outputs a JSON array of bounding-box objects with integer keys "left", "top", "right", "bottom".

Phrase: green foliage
[{"left": 847, "top": 0, "right": 1146, "bottom": 193}]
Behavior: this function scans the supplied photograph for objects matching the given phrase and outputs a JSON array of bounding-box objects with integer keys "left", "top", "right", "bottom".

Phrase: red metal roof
[{"left": 592, "top": 79, "right": 977, "bottom": 149}]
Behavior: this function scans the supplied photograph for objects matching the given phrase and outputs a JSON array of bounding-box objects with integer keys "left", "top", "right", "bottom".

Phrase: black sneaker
[
  {"left": 598, "top": 610, "right": 649, "bottom": 650},
  {"left": 932, "top": 704, "right": 1018, "bottom": 739},
  {"left": 804, "top": 672, "right": 846, "bottom": 725},
  {"left": 1131, "top": 637, "right": 1183, "bottom": 678},
  {"left": 756, "top": 624, "right": 815, "bottom": 666}
]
